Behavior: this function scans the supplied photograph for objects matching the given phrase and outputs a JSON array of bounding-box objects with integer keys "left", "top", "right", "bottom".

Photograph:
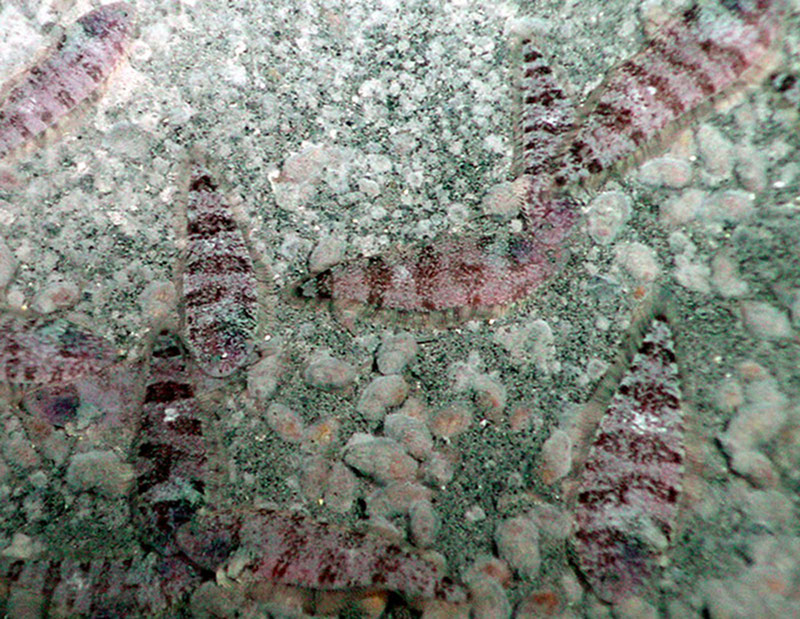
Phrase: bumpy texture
[
  {"left": 0, "top": 2, "right": 134, "bottom": 160},
  {"left": 303, "top": 1, "right": 785, "bottom": 324},
  {"left": 131, "top": 331, "right": 208, "bottom": 557},
  {"left": 298, "top": 226, "right": 574, "bottom": 325},
  {"left": 177, "top": 508, "right": 466, "bottom": 603},
  {"left": 572, "top": 317, "right": 685, "bottom": 603},
  {"left": 0, "top": 313, "right": 120, "bottom": 385},
  {"left": 0, "top": 554, "right": 200, "bottom": 616},
  {"left": 552, "top": 0, "right": 785, "bottom": 190},
  {"left": 181, "top": 163, "right": 258, "bottom": 377}
]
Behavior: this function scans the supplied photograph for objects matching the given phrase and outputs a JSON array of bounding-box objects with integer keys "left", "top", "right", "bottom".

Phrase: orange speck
[
  {"left": 356, "top": 590, "right": 389, "bottom": 618},
  {"left": 517, "top": 589, "right": 562, "bottom": 616},
  {"left": 509, "top": 405, "right": 540, "bottom": 433},
  {"left": 531, "top": 590, "right": 560, "bottom": 613},
  {"left": 737, "top": 360, "right": 767, "bottom": 382},
  {"left": 430, "top": 402, "right": 472, "bottom": 439},
  {"left": 304, "top": 418, "right": 340, "bottom": 448},
  {"left": 764, "top": 575, "right": 787, "bottom": 595}
]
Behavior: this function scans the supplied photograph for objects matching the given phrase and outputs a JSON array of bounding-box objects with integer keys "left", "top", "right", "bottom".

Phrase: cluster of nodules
[
  {"left": 0, "top": 318, "right": 473, "bottom": 615},
  {"left": 1, "top": 0, "right": 793, "bottom": 615},
  {"left": 249, "top": 329, "right": 585, "bottom": 615},
  {"left": 0, "top": 199, "right": 675, "bottom": 610}
]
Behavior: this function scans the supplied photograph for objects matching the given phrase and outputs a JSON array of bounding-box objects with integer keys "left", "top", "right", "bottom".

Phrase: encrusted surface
[{"left": 0, "top": 0, "right": 799, "bottom": 615}]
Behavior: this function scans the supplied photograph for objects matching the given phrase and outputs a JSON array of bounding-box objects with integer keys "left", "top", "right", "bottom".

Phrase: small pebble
[
  {"left": 469, "top": 373, "right": 507, "bottom": 421},
  {"left": 384, "top": 413, "right": 433, "bottom": 460},
  {"left": 660, "top": 188, "right": 704, "bottom": 226},
  {"left": 302, "top": 417, "right": 340, "bottom": 451},
  {"left": 448, "top": 354, "right": 482, "bottom": 391},
  {"left": 366, "top": 482, "right": 433, "bottom": 518},
  {"left": 737, "top": 360, "right": 769, "bottom": 381},
  {"left": 421, "top": 600, "right": 470, "bottom": 619},
  {"left": 734, "top": 145, "right": 768, "bottom": 193},
  {"left": 299, "top": 456, "right": 331, "bottom": 503},
  {"left": 561, "top": 572, "right": 584, "bottom": 605},
  {"left": 615, "top": 242, "right": 660, "bottom": 282},
  {"left": 247, "top": 350, "right": 283, "bottom": 403},
  {"left": 507, "top": 16, "right": 552, "bottom": 39},
  {"left": 515, "top": 589, "right": 563, "bottom": 617},
  {"left": 128, "top": 39, "right": 153, "bottom": 64},
  {"left": 28, "top": 470, "right": 47, "bottom": 490},
  {"left": 481, "top": 177, "right": 530, "bottom": 219},
  {"left": 264, "top": 402, "right": 305, "bottom": 443},
  {"left": 102, "top": 123, "right": 152, "bottom": 160},
  {"left": 469, "top": 577, "right": 512, "bottom": 619},
  {"left": 493, "top": 319, "right": 557, "bottom": 374},
  {"left": 668, "top": 229, "right": 693, "bottom": 255},
  {"left": 308, "top": 236, "right": 344, "bottom": 274},
  {"left": 614, "top": 596, "right": 659, "bottom": 619},
  {"left": 722, "top": 372, "right": 787, "bottom": 449},
  {"left": 638, "top": 156, "right": 692, "bottom": 188},
  {"left": 727, "top": 449, "right": 779, "bottom": 488},
  {"left": 697, "top": 124, "right": 733, "bottom": 181},
  {"left": 429, "top": 401, "right": 473, "bottom": 439},
  {"left": 701, "top": 190, "right": 756, "bottom": 223},
  {"left": 508, "top": 404, "right": 543, "bottom": 433},
  {"left": 464, "top": 555, "right": 513, "bottom": 590},
  {"left": 376, "top": 331, "right": 418, "bottom": 375},
  {"left": 275, "top": 142, "right": 338, "bottom": 185},
  {"left": 585, "top": 358, "right": 608, "bottom": 382},
  {"left": 711, "top": 253, "right": 749, "bottom": 298},
  {"left": 494, "top": 515, "right": 541, "bottom": 580},
  {"left": 303, "top": 352, "right": 356, "bottom": 390},
  {"left": 529, "top": 319, "right": 559, "bottom": 375},
  {"left": 358, "top": 177, "right": 381, "bottom": 197},
  {"left": 343, "top": 434, "right": 418, "bottom": 485},
  {"left": 356, "top": 375, "right": 409, "bottom": 422},
  {"left": 421, "top": 451, "right": 455, "bottom": 487},
  {"left": 2, "top": 427, "right": 40, "bottom": 470},
  {"left": 539, "top": 429, "right": 572, "bottom": 485},
  {"left": 641, "top": 0, "right": 673, "bottom": 37},
  {"left": 396, "top": 396, "right": 428, "bottom": 423},
  {"left": 364, "top": 518, "right": 405, "bottom": 543},
  {"left": 465, "top": 505, "right": 487, "bottom": 523},
  {"left": 323, "top": 460, "right": 358, "bottom": 513},
  {"left": 32, "top": 278, "right": 80, "bottom": 314},
  {"left": 740, "top": 301, "right": 792, "bottom": 340},
  {"left": 715, "top": 378, "right": 744, "bottom": 412},
  {"left": 409, "top": 500, "right": 440, "bottom": 548},
  {"left": 190, "top": 582, "right": 255, "bottom": 618},
  {"left": 335, "top": 590, "right": 389, "bottom": 619},
  {"left": 674, "top": 254, "right": 711, "bottom": 294},
  {"left": 65, "top": 450, "right": 134, "bottom": 497},
  {"left": 665, "top": 126, "right": 696, "bottom": 160},
  {"left": 586, "top": 191, "right": 631, "bottom": 245},
  {"left": 739, "top": 485, "right": 795, "bottom": 533},
  {"left": 6, "top": 287, "right": 25, "bottom": 310},
  {"left": 40, "top": 431, "right": 70, "bottom": 466},
  {"left": 249, "top": 583, "right": 311, "bottom": 615},
  {"left": 139, "top": 280, "right": 177, "bottom": 321},
  {"left": 0, "top": 533, "right": 40, "bottom": 560}
]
